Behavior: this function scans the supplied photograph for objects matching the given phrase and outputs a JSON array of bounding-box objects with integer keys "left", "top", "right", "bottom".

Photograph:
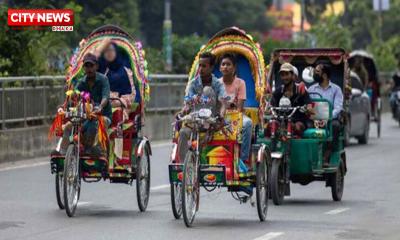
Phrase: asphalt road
[{"left": 1, "top": 114, "right": 400, "bottom": 240}]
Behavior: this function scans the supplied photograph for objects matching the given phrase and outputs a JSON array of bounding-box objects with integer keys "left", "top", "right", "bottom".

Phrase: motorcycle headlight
[{"left": 279, "top": 97, "right": 291, "bottom": 108}]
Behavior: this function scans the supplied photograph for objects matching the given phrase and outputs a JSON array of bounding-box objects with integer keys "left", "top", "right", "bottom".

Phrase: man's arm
[{"left": 332, "top": 86, "right": 344, "bottom": 119}]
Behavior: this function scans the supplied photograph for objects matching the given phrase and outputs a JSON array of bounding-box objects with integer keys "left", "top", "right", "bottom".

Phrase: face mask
[{"left": 313, "top": 74, "right": 323, "bottom": 83}]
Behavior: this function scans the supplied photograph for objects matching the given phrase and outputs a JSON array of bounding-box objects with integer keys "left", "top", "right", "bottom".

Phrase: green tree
[
  {"left": 310, "top": 16, "right": 351, "bottom": 50},
  {"left": 139, "top": 0, "right": 271, "bottom": 47}
]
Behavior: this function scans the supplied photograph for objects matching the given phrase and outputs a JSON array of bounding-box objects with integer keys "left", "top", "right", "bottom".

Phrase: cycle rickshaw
[
  {"left": 349, "top": 50, "right": 381, "bottom": 138},
  {"left": 259, "top": 48, "right": 349, "bottom": 205},
  {"left": 49, "top": 25, "right": 151, "bottom": 217},
  {"left": 168, "top": 27, "right": 269, "bottom": 227}
]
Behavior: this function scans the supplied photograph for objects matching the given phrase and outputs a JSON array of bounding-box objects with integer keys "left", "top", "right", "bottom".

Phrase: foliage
[
  {"left": 309, "top": 16, "right": 351, "bottom": 50},
  {"left": 145, "top": 34, "right": 207, "bottom": 74},
  {"left": 171, "top": 34, "right": 207, "bottom": 73},
  {"left": 138, "top": 0, "right": 271, "bottom": 47}
]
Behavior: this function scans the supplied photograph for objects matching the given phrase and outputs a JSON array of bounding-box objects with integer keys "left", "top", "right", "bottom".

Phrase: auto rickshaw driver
[{"left": 270, "top": 63, "right": 314, "bottom": 136}]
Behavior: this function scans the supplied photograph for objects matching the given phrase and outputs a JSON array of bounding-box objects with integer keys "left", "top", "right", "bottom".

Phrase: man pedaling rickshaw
[
  {"left": 177, "top": 52, "right": 227, "bottom": 164},
  {"left": 52, "top": 53, "right": 112, "bottom": 156}
]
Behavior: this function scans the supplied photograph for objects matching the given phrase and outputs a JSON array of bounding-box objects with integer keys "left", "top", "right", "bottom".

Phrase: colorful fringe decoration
[
  {"left": 97, "top": 115, "right": 108, "bottom": 150},
  {"left": 48, "top": 113, "right": 64, "bottom": 140},
  {"left": 188, "top": 26, "right": 266, "bottom": 101},
  {"left": 65, "top": 25, "right": 150, "bottom": 111}
]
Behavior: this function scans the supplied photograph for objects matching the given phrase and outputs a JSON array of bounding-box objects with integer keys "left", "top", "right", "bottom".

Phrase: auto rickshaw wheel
[
  {"left": 182, "top": 151, "right": 199, "bottom": 227},
  {"left": 357, "top": 120, "right": 369, "bottom": 145},
  {"left": 170, "top": 183, "right": 182, "bottom": 219},
  {"left": 271, "top": 159, "right": 285, "bottom": 205},
  {"left": 256, "top": 156, "right": 269, "bottom": 221},
  {"left": 136, "top": 145, "right": 151, "bottom": 212},
  {"left": 63, "top": 144, "right": 80, "bottom": 217},
  {"left": 55, "top": 173, "right": 65, "bottom": 210},
  {"left": 331, "top": 159, "right": 344, "bottom": 201}
]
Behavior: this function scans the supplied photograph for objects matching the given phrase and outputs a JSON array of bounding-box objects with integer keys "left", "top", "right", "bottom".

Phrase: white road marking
[
  {"left": 0, "top": 161, "right": 48, "bottom": 172},
  {"left": 254, "top": 232, "right": 284, "bottom": 240},
  {"left": 325, "top": 207, "right": 350, "bottom": 215},
  {"left": 0, "top": 142, "right": 172, "bottom": 172},
  {"left": 77, "top": 201, "right": 91, "bottom": 206},
  {"left": 150, "top": 184, "right": 169, "bottom": 191}
]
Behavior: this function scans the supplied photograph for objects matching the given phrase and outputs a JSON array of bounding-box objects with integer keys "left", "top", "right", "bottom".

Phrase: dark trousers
[{"left": 331, "top": 119, "right": 341, "bottom": 151}]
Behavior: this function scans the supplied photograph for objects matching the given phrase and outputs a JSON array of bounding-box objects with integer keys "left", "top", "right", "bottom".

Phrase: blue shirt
[
  {"left": 308, "top": 82, "right": 343, "bottom": 119},
  {"left": 185, "top": 74, "right": 227, "bottom": 100}
]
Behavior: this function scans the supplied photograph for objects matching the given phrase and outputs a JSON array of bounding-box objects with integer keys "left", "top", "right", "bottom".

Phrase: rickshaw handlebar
[{"left": 270, "top": 105, "right": 306, "bottom": 119}]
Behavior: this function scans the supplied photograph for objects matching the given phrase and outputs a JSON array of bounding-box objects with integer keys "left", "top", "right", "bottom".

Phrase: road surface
[{"left": 1, "top": 114, "right": 399, "bottom": 240}]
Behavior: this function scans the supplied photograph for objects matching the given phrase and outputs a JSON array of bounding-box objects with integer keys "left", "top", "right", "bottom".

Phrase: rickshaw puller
[
  {"left": 177, "top": 52, "right": 227, "bottom": 162},
  {"left": 54, "top": 53, "right": 112, "bottom": 156}
]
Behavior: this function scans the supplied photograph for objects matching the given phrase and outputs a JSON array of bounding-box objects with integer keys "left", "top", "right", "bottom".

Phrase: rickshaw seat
[
  {"left": 213, "top": 110, "right": 243, "bottom": 141},
  {"left": 303, "top": 100, "right": 332, "bottom": 139}
]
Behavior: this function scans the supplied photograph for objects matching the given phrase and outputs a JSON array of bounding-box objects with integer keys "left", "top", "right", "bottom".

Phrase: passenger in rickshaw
[
  {"left": 308, "top": 63, "right": 343, "bottom": 167},
  {"left": 351, "top": 56, "right": 369, "bottom": 90},
  {"left": 270, "top": 63, "right": 313, "bottom": 136},
  {"left": 389, "top": 59, "right": 400, "bottom": 116},
  {"left": 177, "top": 52, "right": 227, "bottom": 162},
  {"left": 218, "top": 53, "right": 252, "bottom": 173},
  {"left": 54, "top": 53, "right": 112, "bottom": 156},
  {"left": 94, "top": 40, "right": 136, "bottom": 121}
]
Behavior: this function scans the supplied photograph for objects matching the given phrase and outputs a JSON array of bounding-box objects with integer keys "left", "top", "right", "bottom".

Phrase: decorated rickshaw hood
[
  {"left": 65, "top": 24, "right": 150, "bottom": 102},
  {"left": 188, "top": 26, "right": 266, "bottom": 101},
  {"left": 271, "top": 48, "right": 348, "bottom": 65}
]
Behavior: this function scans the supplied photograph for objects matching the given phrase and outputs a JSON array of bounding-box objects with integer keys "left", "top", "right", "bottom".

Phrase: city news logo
[{"left": 7, "top": 9, "right": 74, "bottom": 31}]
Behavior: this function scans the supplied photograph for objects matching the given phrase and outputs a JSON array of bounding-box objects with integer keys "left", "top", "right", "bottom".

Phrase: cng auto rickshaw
[
  {"left": 49, "top": 25, "right": 151, "bottom": 217},
  {"left": 168, "top": 27, "right": 269, "bottom": 227},
  {"left": 258, "top": 48, "right": 349, "bottom": 205},
  {"left": 349, "top": 50, "right": 382, "bottom": 137}
]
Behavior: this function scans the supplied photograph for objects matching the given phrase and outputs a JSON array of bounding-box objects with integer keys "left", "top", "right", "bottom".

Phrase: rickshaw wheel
[
  {"left": 63, "top": 144, "right": 80, "bottom": 217},
  {"left": 136, "top": 145, "right": 151, "bottom": 212},
  {"left": 182, "top": 151, "right": 199, "bottom": 227},
  {"left": 170, "top": 183, "right": 182, "bottom": 219},
  {"left": 256, "top": 156, "right": 269, "bottom": 221},
  {"left": 271, "top": 159, "right": 285, "bottom": 205},
  {"left": 55, "top": 173, "right": 65, "bottom": 210},
  {"left": 331, "top": 159, "right": 344, "bottom": 201}
]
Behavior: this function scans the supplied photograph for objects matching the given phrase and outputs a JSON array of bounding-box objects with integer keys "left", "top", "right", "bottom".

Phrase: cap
[
  {"left": 83, "top": 53, "right": 98, "bottom": 64},
  {"left": 279, "top": 62, "right": 294, "bottom": 73},
  {"left": 293, "top": 66, "right": 298, "bottom": 77}
]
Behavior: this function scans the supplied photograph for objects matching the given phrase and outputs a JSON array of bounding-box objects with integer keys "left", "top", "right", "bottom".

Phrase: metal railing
[
  {"left": 0, "top": 74, "right": 188, "bottom": 130},
  {"left": 0, "top": 72, "right": 394, "bottom": 130}
]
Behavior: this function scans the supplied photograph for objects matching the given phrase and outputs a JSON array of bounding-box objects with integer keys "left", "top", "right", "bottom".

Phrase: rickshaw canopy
[{"left": 188, "top": 26, "right": 266, "bottom": 108}]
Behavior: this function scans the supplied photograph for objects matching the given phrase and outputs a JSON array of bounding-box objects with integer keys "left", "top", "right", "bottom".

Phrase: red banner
[{"left": 8, "top": 9, "right": 74, "bottom": 26}]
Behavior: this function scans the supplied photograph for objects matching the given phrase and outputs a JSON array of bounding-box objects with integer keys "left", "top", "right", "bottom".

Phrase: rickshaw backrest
[
  {"left": 310, "top": 99, "right": 332, "bottom": 121},
  {"left": 213, "top": 55, "right": 259, "bottom": 108}
]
